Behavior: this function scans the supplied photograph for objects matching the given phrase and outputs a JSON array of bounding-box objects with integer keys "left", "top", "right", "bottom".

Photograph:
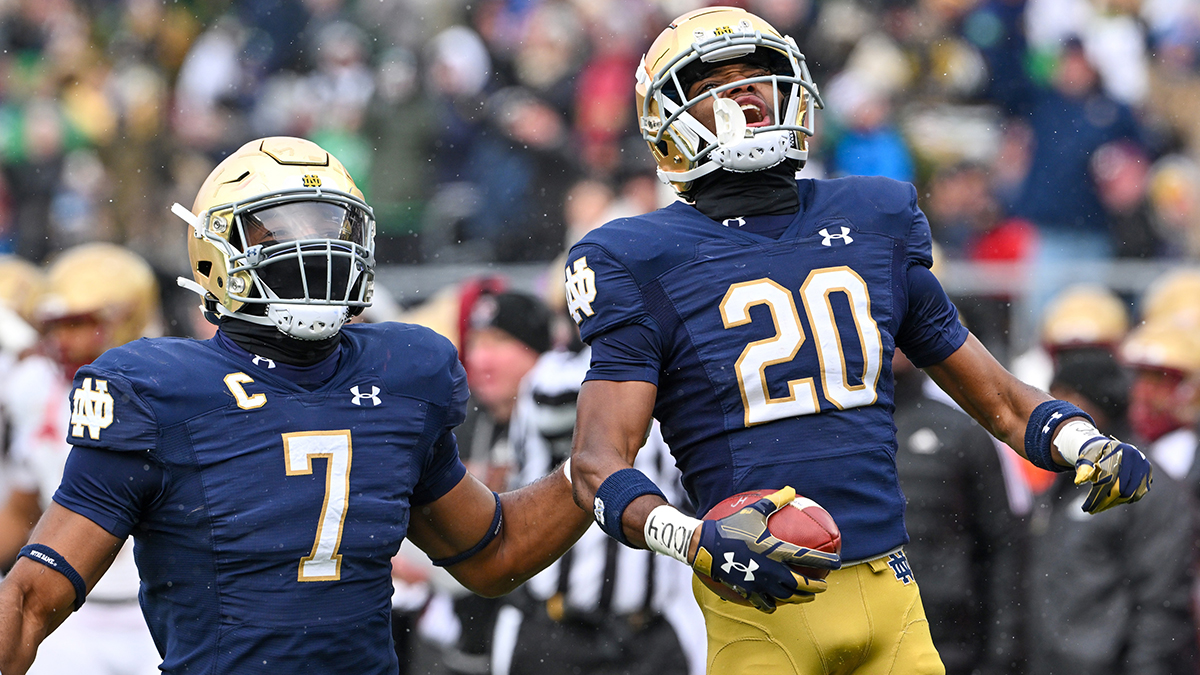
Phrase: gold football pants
[{"left": 693, "top": 549, "right": 945, "bottom": 675}]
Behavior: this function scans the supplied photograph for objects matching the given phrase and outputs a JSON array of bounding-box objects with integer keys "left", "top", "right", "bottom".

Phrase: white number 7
[{"left": 284, "top": 430, "right": 353, "bottom": 581}]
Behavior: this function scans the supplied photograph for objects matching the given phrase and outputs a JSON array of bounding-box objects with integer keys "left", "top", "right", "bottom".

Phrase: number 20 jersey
[
  {"left": 56, "top": 322, "right": 469, "bottom": 674},
  {"left": 566, "top": 176, "right": 968, "bottom": 563}
]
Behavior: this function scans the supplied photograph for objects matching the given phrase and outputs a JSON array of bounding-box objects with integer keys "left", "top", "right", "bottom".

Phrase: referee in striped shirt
[{"left": 492, "top": 345, "right": 706, "bottom": 675}]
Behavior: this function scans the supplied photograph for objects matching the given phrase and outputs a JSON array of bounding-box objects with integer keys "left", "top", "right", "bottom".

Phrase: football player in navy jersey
[
  {"left": 0, "top": 137, "right": 592, "bottom": 675},
  {"left": 565, "top": 7, "right": 1153, "bottom": 675}
]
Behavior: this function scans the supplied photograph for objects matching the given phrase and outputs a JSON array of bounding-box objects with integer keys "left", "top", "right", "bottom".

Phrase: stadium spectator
[
  {"left": 449, "top": 289, "right": 555, "bottom": 675},
  {"left": 1027, "top": 347, "right": 1197, "bottom": 675},
  {"left": 893, "top": 349, "right": 1025, "bottom": 675},
  {"left": 1120, "top": 321, "right": 1200, "bottom": 488},
  {"left": 1013, "top": 38, "right": 1144, "bottom": 260},
  {"left": 1092, "top": 140, "right": 1163, "bottom": 259}
]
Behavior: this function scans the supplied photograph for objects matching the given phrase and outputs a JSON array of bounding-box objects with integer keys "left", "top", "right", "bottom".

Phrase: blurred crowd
[
  {"left": 3, "top": 0, "right": 1200, "bottom": 288},
  {"left": 5, "top": 0, "right": 1200, "bottom": 672}
]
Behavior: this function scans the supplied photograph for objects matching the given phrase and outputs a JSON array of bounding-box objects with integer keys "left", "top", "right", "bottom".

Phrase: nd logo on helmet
[
  {"left": 302, "top": 174, "right": 322, "bottom": 188},
  {"left": 71, "top": 377, "right": 114, "bottom": 440}
]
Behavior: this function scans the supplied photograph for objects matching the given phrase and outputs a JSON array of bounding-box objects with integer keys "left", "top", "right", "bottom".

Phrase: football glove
[
  {"left": 1073, "top": 438, "right": 1153, "bottom": 514},
  {"left": 692, "top": 487, "right": 841, "bottom": 613}
]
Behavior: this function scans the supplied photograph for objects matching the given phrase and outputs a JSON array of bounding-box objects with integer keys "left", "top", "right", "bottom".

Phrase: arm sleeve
[
  {"left": 51, "top": 445, "right": 165, "bottom": 539},
  {"left": 565, "top": 243, "right": 659, "bottom": 344},
  {"left": 895, "top": 264, "right": 969, "bottom": 368},
  {"left": 584, "top": 323, "right": 664, "bottom": 385},
  {"left": 411, "top": 429, "right": 467, "bottom": 507},
  {"left": 412, "top": 350, "right": 470, "bottom": 506},
  {"left": 904, "top": 187, "right": 935, "bottom": 268},
  {"left": 66, "top": 366, "right": 158, "bottom": 452}
]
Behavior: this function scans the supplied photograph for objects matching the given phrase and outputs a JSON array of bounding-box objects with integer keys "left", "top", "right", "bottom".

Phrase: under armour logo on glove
[
  {"left": 721, "top": 552, "right": 759, "bottom": 581},
  {"left": 350, "top": 385, "right": 381, "bottom": 406},
  {"left": 819, "top": 227, "right": 854, "bottom": 246}
]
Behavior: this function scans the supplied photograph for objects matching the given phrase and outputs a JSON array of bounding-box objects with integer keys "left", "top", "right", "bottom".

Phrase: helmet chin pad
[
  {"left": 267, "top": 304, "right": 347, "bottom": 340},
  {"left": 710, "top": 129, "right": 794, "bottom": 173}
]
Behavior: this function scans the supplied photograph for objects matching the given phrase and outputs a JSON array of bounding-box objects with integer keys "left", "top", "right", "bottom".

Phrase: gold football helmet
[
  {"left": 38, "top": 243, "right": 160, "bottom": 350},
  {"left": 175, "top": 137, "right": 375, "bottom": 340},
  {"left": 636, "top": 6, "right": 821, "bottom": 195},
  {"left": 1040, "top": 284, "right": 1129, "bottom": 348},
  {"left": 1141, "top": 269, "right": 1200, "bottom": 329},
  {"left": 0, "top": 255, "right": 44, "bottom": 323},
  {"left": 1121, "top": 320, "right": 1200, "bottom": 375}
]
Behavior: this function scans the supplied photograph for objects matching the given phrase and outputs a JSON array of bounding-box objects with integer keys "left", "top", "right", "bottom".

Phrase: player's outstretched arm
[
  {"left": 925, "top": 333, "right": 1151, "bottom": 513},
  {"left": 0, "top": 503, "right": 123, "bottom": 675},
  {"left": 406, "top": 467, "right": 591, "bottom": 598}
]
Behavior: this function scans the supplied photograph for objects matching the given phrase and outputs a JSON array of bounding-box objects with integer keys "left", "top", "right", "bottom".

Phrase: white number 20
[
  {"left": 284, "top": 430, "right": 353, "bottom": 581},
  {"left": 720, "top": 267, "right": 883, "bottom": 427}
]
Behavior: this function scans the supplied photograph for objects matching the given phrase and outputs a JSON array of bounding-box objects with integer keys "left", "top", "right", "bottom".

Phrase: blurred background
[
  {"left": 3, "top": 1, "right": 1200, "bottom": 674},
  {"left": 0, "top": 0, "right": 1194, "bottom": 358}
]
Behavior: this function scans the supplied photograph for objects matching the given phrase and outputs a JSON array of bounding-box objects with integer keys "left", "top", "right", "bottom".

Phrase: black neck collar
[
  {"left": 686, "top": 161, "right": 801, "bottom": 222},
  {"left": 218, "top": 316, "right": 342, "bottom": 367}
]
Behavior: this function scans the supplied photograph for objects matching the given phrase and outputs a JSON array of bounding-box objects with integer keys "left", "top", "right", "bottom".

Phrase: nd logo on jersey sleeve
[
  {"left": 565, "top": 257, "right": 597, "bottom": 324},
  {"left": 71, "top": 377, "right": 114, "bottom": 440}
]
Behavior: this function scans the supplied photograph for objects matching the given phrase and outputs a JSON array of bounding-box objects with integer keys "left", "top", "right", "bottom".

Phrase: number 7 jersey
[
  {"left": 566, "top": 176, "right": 968, "bottom": 563},
  {"left": 55, "top": 322, "right": 469, "bottom": 674}
]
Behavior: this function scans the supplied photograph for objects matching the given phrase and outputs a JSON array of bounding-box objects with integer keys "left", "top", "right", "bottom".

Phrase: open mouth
[{"left": 734, "top": 95, "right": 771, "bottom": 126}]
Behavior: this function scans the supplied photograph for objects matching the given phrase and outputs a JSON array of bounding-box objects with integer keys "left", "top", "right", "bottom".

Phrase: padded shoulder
[
  {"left": 69, "top": 337, "right": 203, "bottom": 452},
  {"left": 88, "top": 336, "right": 212, "bottom": 384},
  {"left": 574, "top": 208, "right": 700, "bottom": 284},
  {"left": 803, "top": 176, "right": 931, "bottom": 266},
  {"left": 567, "top": 210, "right": 699, "bottom": 343},
  {"left": 342, "top": 322, "right": 468, "bottom": 425}
]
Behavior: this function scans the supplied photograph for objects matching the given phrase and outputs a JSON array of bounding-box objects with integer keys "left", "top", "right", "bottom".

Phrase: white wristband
[
  {"left": 561, "top": 458, "right": 571, "bottom": 485},
  {"left": 1053, "top": 419, "right": 1106, "bottom": 465},
  {"left": 644, "top": 505, "right": 701, "bottom": 565}
]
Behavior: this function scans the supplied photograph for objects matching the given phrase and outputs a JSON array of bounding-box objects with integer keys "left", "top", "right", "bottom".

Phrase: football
[{"left": 697, "top": 489, "right": 841, "bottom": 605}]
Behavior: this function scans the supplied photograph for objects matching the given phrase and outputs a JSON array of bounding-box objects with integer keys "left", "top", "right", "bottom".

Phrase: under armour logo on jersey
[
  {"left": 70, "top": 378, "right": 114, "bottom": 440},
  {"left": 252, "top": 355, "right": 276, "bottom": 369},
  {"left": 1042, "top": 411, "right": 1063, "bottom": 434},
  {"left": 350, "top": 385, "right": 381, "bottom": 406},
  {"left": 721, "top": 552, "right": 759, "bottom": 582},
  {"left": 887, "top": 551, "right": 914, "bottom": 584},
  {"left": 565, "top": 257, "right": 597, "bottom": 324},
  {"left": 723, "top": 217, "right": 746, "bottom": 228},
  {"left": 819, "top": 227, "right": 854, "bottom": 247}
]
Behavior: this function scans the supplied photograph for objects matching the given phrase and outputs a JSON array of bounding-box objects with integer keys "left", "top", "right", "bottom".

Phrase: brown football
[{"left": 697, "top": 489, "right": 841, "bottom": 605}]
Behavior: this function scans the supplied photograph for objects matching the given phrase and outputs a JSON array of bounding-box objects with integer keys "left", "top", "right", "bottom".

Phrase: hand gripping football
[{"left": 698, "top": 489, "right": 841, "bottom": 605}]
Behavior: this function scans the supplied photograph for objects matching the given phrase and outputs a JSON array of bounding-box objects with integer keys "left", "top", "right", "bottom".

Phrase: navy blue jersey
[
  {"left": 53, "top": 322, "right": 469, "bottom": 674},
  {"left": 566, "top": 176, "right": 968, "bottom": 562}
]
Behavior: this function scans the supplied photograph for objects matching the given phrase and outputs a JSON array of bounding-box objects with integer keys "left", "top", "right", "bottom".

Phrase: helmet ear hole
[{"left": 197, "top": 261, "right": 212, "bottom": 277}]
